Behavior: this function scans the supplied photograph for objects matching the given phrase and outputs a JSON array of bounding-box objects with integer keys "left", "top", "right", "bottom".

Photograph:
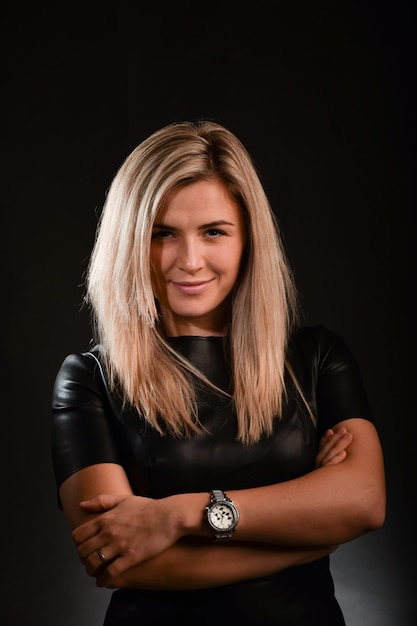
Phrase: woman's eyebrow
[
  {"left": 152, "top": 220, "right": 235, "bottom": 229},
  {"left": 199, "top": 220, "right": 235, "bottom": 228},
  {"left": 152, "top": 222, "right": 175, "bottom": 229}
]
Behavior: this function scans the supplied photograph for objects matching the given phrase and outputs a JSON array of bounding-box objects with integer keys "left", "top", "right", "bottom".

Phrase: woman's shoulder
[{"left": 52, "top": 345, "right": 105, "bottom": 407}]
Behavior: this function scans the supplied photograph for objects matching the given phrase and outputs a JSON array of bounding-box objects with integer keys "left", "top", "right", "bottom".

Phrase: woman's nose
[{"left": 178, "top": 238, "right": 203, "bottom": 272}]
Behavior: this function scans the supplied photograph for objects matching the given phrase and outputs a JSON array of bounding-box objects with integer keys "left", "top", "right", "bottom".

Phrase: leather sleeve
[
  {"left": 51, "top": 352, "right": 124, "bottom": 494},
  {"left": 286, "top": 326, "right": 374, "bottom": 438},
  {"left": 313, "top": 326, "right": 374, "bottom": 435}
]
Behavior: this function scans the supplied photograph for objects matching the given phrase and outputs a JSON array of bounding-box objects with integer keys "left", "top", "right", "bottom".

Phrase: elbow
[
  {"left": 371, "top": 495, "right": 386, "bottom": 530},
  {"left": 364, "top": 501, "right": 386, "bottom": 532},
  {"left": 358, "top": 487, "right": 386, "bottom": 532}
]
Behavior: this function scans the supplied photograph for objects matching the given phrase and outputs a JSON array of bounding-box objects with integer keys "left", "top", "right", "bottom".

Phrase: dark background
[{"left": 2, "top": 1, "right": 416, "bottom": 624}]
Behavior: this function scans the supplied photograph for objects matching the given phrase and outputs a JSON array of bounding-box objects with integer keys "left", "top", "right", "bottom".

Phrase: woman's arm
[
  {"left": 60, "top": 466, "right": 337, "bottom": 590},
  {"left": 231, "top": 418, "right": 385, "bottom": 545},
  {"left": 95, "top": 539, "right": 337, "bottom": 590},
  {"left": 73, "top": 419, "right": 384, "bottom": 564},
  {"left": 67, "top": 425, "right": 363, "bottom": 585},
  {"left": 60, "top": 464, "right": 339, "bottom": 590},
  {"left": 172, "top": 418, "right": 383, "bottom": 548}
]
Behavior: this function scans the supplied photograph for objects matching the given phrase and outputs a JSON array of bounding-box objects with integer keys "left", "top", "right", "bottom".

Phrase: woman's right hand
[
  {"left": 73, "top": 492, "right": 186, "bottom": 579},
  {"left": 315, "top": 427, "right": 353, "bottom": 468}
]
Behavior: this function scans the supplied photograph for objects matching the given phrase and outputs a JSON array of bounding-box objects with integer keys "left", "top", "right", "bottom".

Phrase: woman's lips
[{"left": 171, "top": 280, "right": 212, "bottom": 294}]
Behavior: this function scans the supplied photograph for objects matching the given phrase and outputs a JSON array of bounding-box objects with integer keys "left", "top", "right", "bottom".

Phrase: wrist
[{"left": 171, "top": 492, "right": 212, "bottom": 538}]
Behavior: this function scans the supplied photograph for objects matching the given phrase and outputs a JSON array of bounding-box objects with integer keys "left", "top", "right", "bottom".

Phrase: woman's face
[{"left": 150, "top": 178, "right": 246, "bottom": 336}]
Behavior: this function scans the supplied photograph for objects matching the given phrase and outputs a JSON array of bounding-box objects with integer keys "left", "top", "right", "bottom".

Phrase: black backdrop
[{"left": 2, "top": 1, "right": 416, "bottom": 624}]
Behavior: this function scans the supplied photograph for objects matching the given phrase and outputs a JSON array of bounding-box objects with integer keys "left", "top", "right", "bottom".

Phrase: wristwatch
[{"left": 206, "top": 489, "right": 239, "bottom": 541}]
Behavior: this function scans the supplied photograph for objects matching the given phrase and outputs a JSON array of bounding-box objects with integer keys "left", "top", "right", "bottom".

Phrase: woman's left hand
[
  {"left": 72, "top": 493, "right": 182, "bottom": 579},
  {"left": 315, "top": 427, "right": 353, "bottom": 468}
]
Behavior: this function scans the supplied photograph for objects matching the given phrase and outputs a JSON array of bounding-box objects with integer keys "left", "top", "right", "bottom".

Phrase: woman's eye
[
  {"left": 205, "top": 229, "right": 226, "bottom": 237},
  {"left": 152, "top": 230, "right": 173, "bottom": 239}
]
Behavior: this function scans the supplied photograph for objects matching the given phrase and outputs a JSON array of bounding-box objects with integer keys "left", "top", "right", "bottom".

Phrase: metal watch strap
[{"left": 210, "top": 489, "right": 228, "bottom": 504}]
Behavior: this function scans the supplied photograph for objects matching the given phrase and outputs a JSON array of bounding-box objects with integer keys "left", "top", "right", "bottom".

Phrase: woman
[{"left": 51, "top": 120, "right": 386, "bottom": 625}]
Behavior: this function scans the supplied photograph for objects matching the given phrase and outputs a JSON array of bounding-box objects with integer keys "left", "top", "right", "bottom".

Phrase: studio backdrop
[{"left": 2, "top": 1, "right": 416, "bottom": 625}]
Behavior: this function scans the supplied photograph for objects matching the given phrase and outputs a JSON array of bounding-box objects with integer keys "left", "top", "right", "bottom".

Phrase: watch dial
[{"left": 209, "top": 503, "right": 235, "bottom": 530}]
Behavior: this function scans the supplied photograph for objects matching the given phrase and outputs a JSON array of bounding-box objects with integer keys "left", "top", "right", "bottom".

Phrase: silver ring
[{"left": 97, "top": 549, "right": 110, "bottom": 564}]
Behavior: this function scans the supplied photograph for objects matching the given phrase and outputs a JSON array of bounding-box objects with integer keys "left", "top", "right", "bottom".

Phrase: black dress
[{"left": 51, "top": 325, "right": 373, "bottom": 625}]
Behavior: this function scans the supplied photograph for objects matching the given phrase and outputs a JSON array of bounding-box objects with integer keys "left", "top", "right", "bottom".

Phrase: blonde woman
[{"left": 52, "top": 121, "right": 385, "bottom": 625}]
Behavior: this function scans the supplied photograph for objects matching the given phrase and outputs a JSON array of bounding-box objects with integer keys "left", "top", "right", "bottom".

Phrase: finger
[
  {"left": 315, "top": 430, "right": 334, "bottom": 465},
  {"left": 320, "top": 429, "right": 350, "bottom": 456},
  {"left": 99, "top": 552, "right": 136, "bottom": 580},
  {"left": 319, "top": 433, "right": 353, "bottom": 466},
  {"left": 329, "top": 431, "right": 353, "bottom": 456},
  {"left": 320, "top": 429, "right": 334, "bottom": 444},
  {"left": 95, "top": 569, "right": 119, "bottom": 589},
  {"left": 76, "top": 529, "right": 113, "bottom": 562},
  {"left": 85, "top": 547, "right": 116, "bottom": 576},
  {"left": 72, "top": 518, "right": 101, "bottom": 546},
  {"left": 79, "top": 494, "right": 122, "bottom": 512},
  {"left": 316, "top": 431, "right": 352, "bottom": 467},
  {"left": 72, "top": 496, "right": 123, "bottom": 546},
  {"left": 322, "top": 427, "right": 347, "bottom": 447},
  {"left": 316, "top": 429, "right": 342, "bottom": 459},
  {"left": 96, "top": 572, "right": 112, "bottom": 588},
  {"left": 90, "top": 551, "right": 131, "bottom": 583},
  {"left": 322, "top": 450, "right": 347, "bottom": 466}
]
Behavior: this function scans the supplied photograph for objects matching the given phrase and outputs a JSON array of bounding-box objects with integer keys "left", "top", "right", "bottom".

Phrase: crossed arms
[{"left": 59, "top": 418, "right": 385, "bottom": 590}]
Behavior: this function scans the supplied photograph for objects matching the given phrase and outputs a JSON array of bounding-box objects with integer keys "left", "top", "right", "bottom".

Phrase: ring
[{"left": 97, "top": 549, "right": 110, "bottom": 564}]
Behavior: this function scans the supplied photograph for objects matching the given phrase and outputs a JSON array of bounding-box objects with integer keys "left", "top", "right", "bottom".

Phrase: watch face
[{"left": 208, "top": 502, "right": 236, "bottom": 531}]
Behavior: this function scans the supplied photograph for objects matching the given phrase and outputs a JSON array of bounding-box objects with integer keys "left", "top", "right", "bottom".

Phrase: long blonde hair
[{"left": 86, "top": 120, "right": 299, "bottom": 444}]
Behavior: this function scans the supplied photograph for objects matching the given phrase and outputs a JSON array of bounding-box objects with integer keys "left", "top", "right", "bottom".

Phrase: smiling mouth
[{"left": 171, "top": 280, "right": 212, "bottom": 294}]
